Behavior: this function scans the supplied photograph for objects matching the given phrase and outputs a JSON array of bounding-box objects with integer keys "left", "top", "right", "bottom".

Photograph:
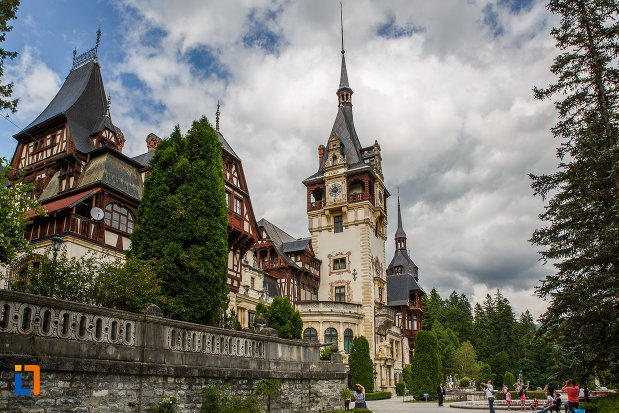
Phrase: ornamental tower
[{"left": 302, "top": 23, "right": 389, "bottom": 355}]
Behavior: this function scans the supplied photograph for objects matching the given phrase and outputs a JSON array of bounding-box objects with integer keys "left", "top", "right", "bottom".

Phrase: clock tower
[{"left": 302, "top": 40, "right": 389, "bottom": 354}]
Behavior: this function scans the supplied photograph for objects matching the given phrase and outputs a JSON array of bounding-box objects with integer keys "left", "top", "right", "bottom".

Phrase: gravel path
[{"left": 365, "top": 399, "right": 494, "bottom": 413}]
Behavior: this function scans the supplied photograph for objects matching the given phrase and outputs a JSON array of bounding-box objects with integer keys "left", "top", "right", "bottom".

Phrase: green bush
[
  {"left": 365, "top": 391, "right": 392, "bottom": 401},
  {"left": 256, "top": 297, "right": 303, "bottom": 339},
  {"left": 395, "top": 382, "right": 406, "bottom": 396},
  {"left": 340, "top": 388, "right": 353, "bottom": 401},
  {"left": 348, "top": 336, "right": 374, "bottom": 392},
  {"left": 201, "top": 379, "right": 281, "bottom": 413},
  {"left": 503, "top": 371, "right": 515, "bottom": 389},
  {"left": 410, "top": 330, "right": 442, "bottom": 399},
  {"left": 580, "top": 393, "right": 619, "bottom": 413},
  {"left": 459, "top": 377, "right": 470, "bottom": 387}
]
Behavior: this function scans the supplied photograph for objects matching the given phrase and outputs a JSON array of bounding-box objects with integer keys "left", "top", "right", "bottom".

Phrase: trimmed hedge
[
  {"left": 365, "top": 391, "right": 392, "bottom": 401},
  {"left": 580, "top": 394, "right": 619, "bottom": 413},
  {"left": 495, "top": 391, "right": 547, "bottom": 400},
  {"left": 395, "top": 382, "right": 406, "bottom": 396}
]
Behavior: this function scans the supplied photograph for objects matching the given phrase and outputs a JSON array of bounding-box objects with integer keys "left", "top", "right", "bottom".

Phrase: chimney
[
  {"left": 318, "top": 145, "right": 325, "bottom": 167},
  {"left": 146, "top": 133, "right": 161, "bottom": 152}
]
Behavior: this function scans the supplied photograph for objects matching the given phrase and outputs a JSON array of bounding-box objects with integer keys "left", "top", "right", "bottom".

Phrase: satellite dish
[{"left": 90, "top": 207, "right": 104, "bottom": 222}]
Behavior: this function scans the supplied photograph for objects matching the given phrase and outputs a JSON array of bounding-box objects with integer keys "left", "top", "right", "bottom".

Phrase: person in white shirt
[
  {"left": 481, "top": 380, "right": 496, "bottom": 413},
  {"left": 537, "top": 390, "right": 555, "bottom": 413}
]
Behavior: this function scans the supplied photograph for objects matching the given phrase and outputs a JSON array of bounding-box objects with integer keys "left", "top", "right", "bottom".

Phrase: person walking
[
  {"left": 481, "top": 380, "right": 496, "bottom": 413},
  {"left": 562, "top": 379, "right": 579, "bottom": 413},
  {"left": 353, "top": 384, "right": 366, "bottom": 409},
  {"left": 437, "top": 382, "right": 445, "bottom": 407}
]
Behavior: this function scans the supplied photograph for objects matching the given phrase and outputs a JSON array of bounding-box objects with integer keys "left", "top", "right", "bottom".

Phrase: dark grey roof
[
  {"left": 132, "top": 151, "right": 155, "bottom": 167},
  {"left": 387, "top": 273, "right": 425, "bottom": 307},
  {"left": 386, "top": 249, "right": 417, "bottom": 276},
  {"left": 338, "top": 53, "right": 350, "bottom": 91},
  {"left": 257, "top": 218, "right": 301, "bottom": 269},
  {"left": 328, "top": 105, "right": 363, "bottom": 166},
  {"left": 75, "top": 151, "right": 143, "bottom": 200},
  {"left": 16, "top": 61, "right": 118, "bottom": 154},
  {"left": 395, "top": 198, "right": 407, "bottom": 239},
  {"left": 91, "top": 114, "right": 120, "bottom": 136},
  {"left": 282, "top": 238, "right": 311, "bottom": 253},
  {"left": 217, "top": 131, "right": 239, "bottom": 160}
]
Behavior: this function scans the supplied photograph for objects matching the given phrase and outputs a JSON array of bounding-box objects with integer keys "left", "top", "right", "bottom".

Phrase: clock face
[{"left": 329, "top": 182, "right": 342, "bottom": 198}]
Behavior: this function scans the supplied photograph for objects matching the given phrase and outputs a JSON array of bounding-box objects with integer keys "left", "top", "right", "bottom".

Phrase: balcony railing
[
  {"left": 309, "top": 200, "right": 325, "bottom": 211},
  {"left": 296, "top": 301, "right": 363, "bottom": 315}
]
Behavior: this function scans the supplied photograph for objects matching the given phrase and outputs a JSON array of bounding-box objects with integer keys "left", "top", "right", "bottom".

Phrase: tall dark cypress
[{"left": 130, "top": 117, "right": 229, "bottom": 326}]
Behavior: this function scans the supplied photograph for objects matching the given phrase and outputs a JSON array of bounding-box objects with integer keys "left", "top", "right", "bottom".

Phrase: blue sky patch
[
  {"left": 498, "top": 0, "right": 536, "bottom": 14},
  {"left": 185, "top": 46, "right": 230, "bottom": 82},
  {"left": 482, "top": 3, "right": 504, "bottom": 37},
  {"left": 242, "top": 8, "right": 283, "bottom": 55},
  {"left": 376, "top": 14, "right": 425, "bottom": 39}
]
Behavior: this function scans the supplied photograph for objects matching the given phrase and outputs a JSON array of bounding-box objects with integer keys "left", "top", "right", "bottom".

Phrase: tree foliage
[
  {"left": 7, "top": 249, "right": 165, "bottom": 313},
  {"left": 255, "top": 297, "right": 302, "bottom": 339},
  {"left": 410, "top": 330, "right": 442, "bottom": 399},
  {"left": 130, "top": 117, "right": 229, "bottom": 326},
  {"left": 0, "top": 0, "right": 19, "bottom": 114},
  {"left": 503, "top": 371, "right": 515, "bottom": 390},
  {"left": 0, "top": 160, "right": 44, "bottom": 264},
  {"left": 530, "top": 0, "right": 619, "bottom": 380},
  {"left": 348, "top": 335, "right": 374, "bottom": 392},
  {"left": 452, "top": 341, "right": 481, "bottom": 380}
]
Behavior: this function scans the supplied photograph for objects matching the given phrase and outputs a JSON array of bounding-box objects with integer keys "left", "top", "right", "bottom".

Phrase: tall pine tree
[
  {"left": 130, "top": 117, "right": 229, "bottom": 325},
  {"left": 530, "top": 0, "right": 618, "bottom": 379},
  {"left": 410, "top": 330, "right": 443, "bottom": 399},
  {"left": 348, "top": 336, "right": 374, "bottom": 392}
]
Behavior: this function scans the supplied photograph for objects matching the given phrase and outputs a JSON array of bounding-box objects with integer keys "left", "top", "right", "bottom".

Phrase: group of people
[{"left": 478, "top": 379, "right": 583, "bottom": 413}]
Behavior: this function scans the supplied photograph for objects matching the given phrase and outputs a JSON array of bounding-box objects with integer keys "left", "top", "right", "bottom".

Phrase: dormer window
[{"left": 394, "top": 266, "right": 403, "bottom": 274}]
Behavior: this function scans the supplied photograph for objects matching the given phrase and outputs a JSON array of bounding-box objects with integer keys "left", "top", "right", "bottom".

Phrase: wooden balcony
[{"left": 308, "top": 200, "right": 325, "bottom": 211}]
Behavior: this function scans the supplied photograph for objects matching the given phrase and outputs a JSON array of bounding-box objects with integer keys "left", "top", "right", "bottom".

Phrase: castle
[{"left": 2, "top": 30, "right": 425, "bottom": 393}]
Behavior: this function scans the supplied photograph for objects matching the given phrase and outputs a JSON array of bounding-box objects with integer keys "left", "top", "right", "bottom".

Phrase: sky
[{"left": 0, "top": 0, "right": 561, "bottom": 320}]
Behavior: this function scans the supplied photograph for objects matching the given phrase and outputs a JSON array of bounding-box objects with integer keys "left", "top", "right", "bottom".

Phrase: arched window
[
  {"left": 104, "top": 203, "right": 135, "bottom": 233},
  {"left": 325, "top": 327, "right": 338, "bottom": 344},
  {"left": 303, "top": 327, "right": 318, "bottom": 341},
  {"left": 344, "top": 329, "right": 354, "bottom": 354}
]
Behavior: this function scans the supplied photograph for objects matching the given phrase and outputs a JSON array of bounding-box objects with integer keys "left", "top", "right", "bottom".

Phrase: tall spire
[
  {"left": 337, "top": 2, "right": 353, "bottom": 107},
  {"left": 395, "top": 193, "right": 407, "bottom": 250},
  {"left": 216, "top": 100, "right": 220, "bottom": 131}
]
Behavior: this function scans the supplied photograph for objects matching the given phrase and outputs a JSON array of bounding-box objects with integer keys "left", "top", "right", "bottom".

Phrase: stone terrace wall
[{"left": 0, "top": 290, "right": 346, "bottom": 412}]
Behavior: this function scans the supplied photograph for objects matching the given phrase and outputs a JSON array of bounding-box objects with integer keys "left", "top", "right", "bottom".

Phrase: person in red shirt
[{"left": 561, "top": 379, "right": 580, "bottom": 413}]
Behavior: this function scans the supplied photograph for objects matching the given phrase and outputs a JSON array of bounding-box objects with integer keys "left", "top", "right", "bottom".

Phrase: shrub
[
  {"left": 460, "top": 377, "right": 470, "bottom": 387},
  {"left": 403, "top": 365, "right": 413, "bottom": 390},
  {"left": 348, "top": 336, "right": 374, "bottom": 392},
  {"left": 503, "top": 371, "right": 515, "bottom": 390},
  {"left": 340, "top": 388, "right": 353, "bottom": 401},
  {"left": 255, "top": 297, "right": 303, "bottom": 339},
  {"left": 580, "top": 393, "right": 619, "bottom": 413},
  {"left": 151, "top": 396, "right": 177, "bottom": 413},
  {"left": 321, "top": 346, "right": 334, "bottom": 360},
  {"left": 365, "top": 391, "right": 392, "bottom": 401},
  {"left": 395, "top": 382, "right": 406, "bottom": 396},
  {"left": 410, "top": 330, "right": 442, "bottom": 399},
  {"left": 200, "top": 379, "right": 281, "bottom": 413}
]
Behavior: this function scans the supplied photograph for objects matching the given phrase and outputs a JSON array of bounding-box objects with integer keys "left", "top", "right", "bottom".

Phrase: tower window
[
  {"left": 335, "top": 286, "right": 346, "bottom": 302},
  {"left": 334, "top": 215, "right": 343, "bottom": 233},
  {"left": 344, "top": 329, "right": 353, "bottom": 354},
  {"left": 394, "top": 266, "right": 403, "bottom": 274},
  {"left": 333, "top": 258, "right": 346, "bottom": 270},
  {"left": 379, "top": 287, "right": 383, "bottom": 302},
  {"left": 225, "top": 191, "right": 231, "bottom": 208},
  {"left": 234, "top": 197, "right": 243, "bottom": 214}
]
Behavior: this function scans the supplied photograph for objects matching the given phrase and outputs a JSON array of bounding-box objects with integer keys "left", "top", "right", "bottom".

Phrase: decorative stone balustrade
[{"left": 296, "top": 300, "right": 363, "bottom": 315}]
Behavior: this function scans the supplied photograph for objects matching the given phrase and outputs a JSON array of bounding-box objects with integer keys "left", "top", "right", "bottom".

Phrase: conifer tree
[
  {"left": 530, "top": 0, "right": 618, "bottom": 379},
  {"left": 130, "top": 117, "right": 229, "bottom": 325},
  {"left": 255, "top": 297, "right": 302, "bottom": 339},
  {"left": 0, "top": 0, "right": 20, "bottom": 113},
  {"left": 348, "top": 336, "right": 374, "bottom": 392},
  {"left": 410, "top": 330, "right": 443, "bottom": 399}
]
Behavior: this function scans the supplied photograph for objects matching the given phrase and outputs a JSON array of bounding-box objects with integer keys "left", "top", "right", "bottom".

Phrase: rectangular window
[
  {"left": 250, "top": 277, "right": 255, "bottom": 290},
  {"left": 248, "top": 312, "right": 255, "bottom": 328},
  {"left": 234, "top": 197, "right": 243, "bottom": 214},
  {"left": 334, "top": 215, "right": 343, "bottom": 233},
  {"left": 379, "top": 287, "right": 383, "bottom": 302},
  {"left": 335, "top": 286, "right": 346, "bottom": 302},
  {"left": 225, "top": 192, "right": 231, "bottom": 208},
  {"left": 333, "top": 257, "right": 346, "bottom": 270}
]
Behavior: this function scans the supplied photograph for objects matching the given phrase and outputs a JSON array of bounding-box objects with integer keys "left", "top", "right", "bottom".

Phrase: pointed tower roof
[
  {"left": 395, "top": 196, "right": 407, "bottom": 239},
  {"left": 338, "top": 53, "right": 350, "bottom": 90}
]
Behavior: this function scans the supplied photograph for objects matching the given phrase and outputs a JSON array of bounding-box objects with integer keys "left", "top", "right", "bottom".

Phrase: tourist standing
[
  {"left": 562, "top": 379, "right": 579, "bottom": 413},
  {"left": 437, "top": 382, "right": 445, "bottom": 406},
  {"left": 503, "top": 384, "right": 512, "bottom": 410},
  {"left": 353, "top": 384, "right": 366, "bottom": 409},
  {"left": 481, "top": 380, "right": 496, "bottom": 413},
  {"left": 552, "top": 392, "right": 562, "bottom": 412},
  {"left": 518, "top": 381, "right": 530, "bottom": 410}
]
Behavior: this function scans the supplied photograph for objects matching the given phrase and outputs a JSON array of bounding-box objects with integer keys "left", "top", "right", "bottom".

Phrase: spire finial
[
  {"left": 106, "top": 94, "right": 111, "bottom": 117},
  {"left": 395, "top": 190, "right": 407, "bottom": 246},
  {"left": 96, "top": 26, "right": 101, "bottom": 50},
  {"left": 216, "top": 100, "right": 221, "bottom": 132},
  {"left": 340, "top": 2, "right": 345, "bottom": 55}
]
